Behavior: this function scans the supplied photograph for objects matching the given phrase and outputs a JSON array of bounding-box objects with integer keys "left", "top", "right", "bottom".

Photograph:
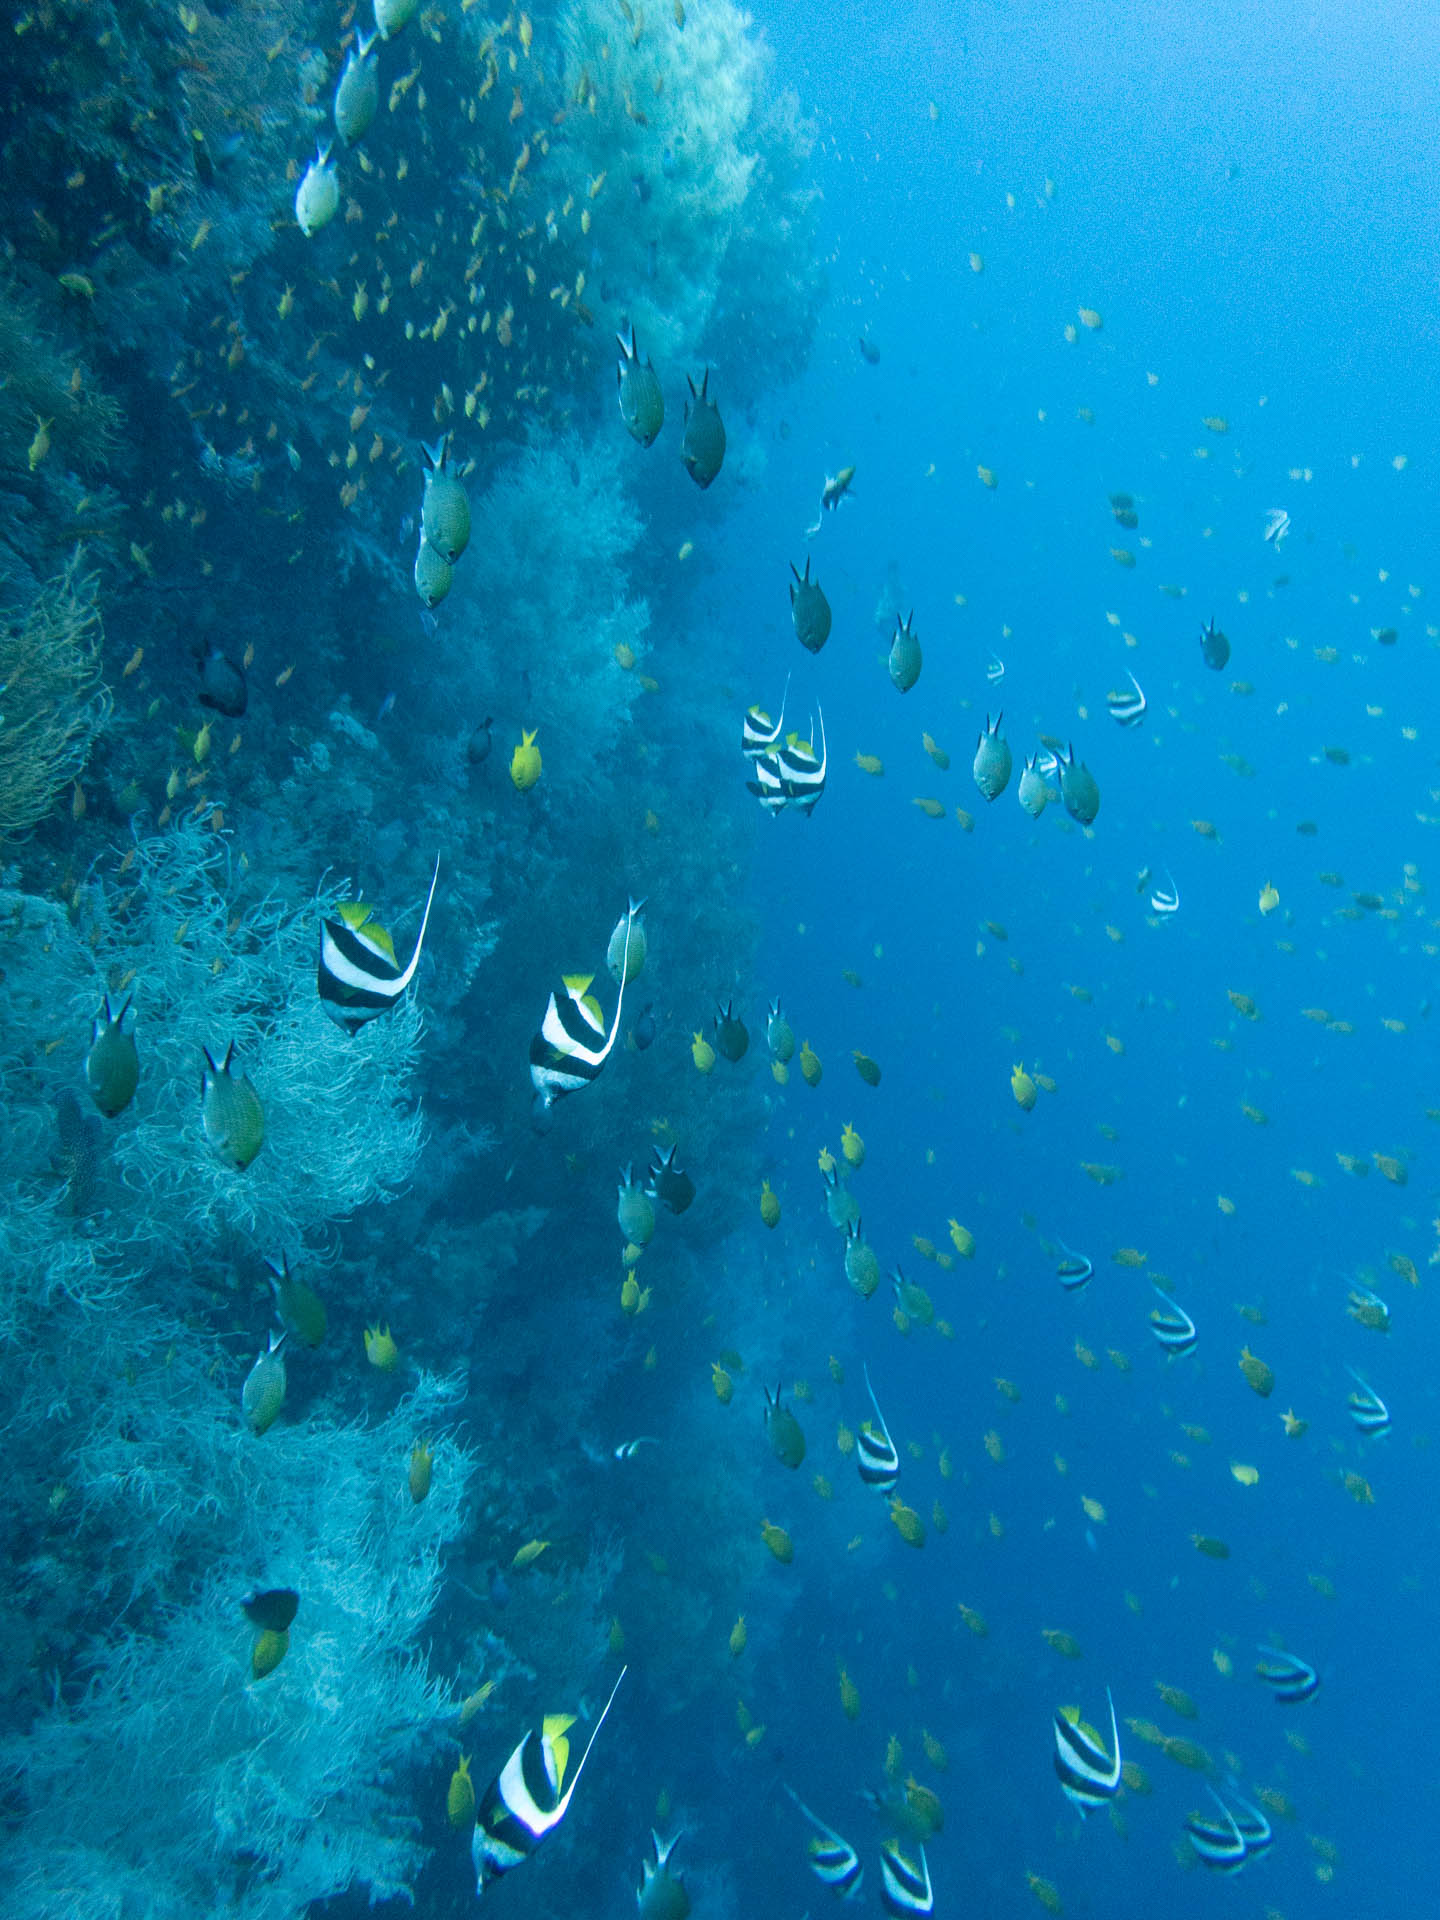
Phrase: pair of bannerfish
[
  {"left": 783, "top": 1784, "right": 935, "bottom": 1915},
  {"left": 741, "top": 677, "right": 828, "bottom": 816},
  {"left": 318, "top": 862, "right": 642, "bottom": 1122}
]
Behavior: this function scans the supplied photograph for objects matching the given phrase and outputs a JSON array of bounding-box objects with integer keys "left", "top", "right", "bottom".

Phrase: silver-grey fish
[
  {"left": 681, "top": 370, "right": 725, "bottom": 488},
  {"left": 617, "top": 325, "right": 664, "bottom": 446},
  {"left": 85, "top": 993, "right": 138, "bottom": 1116},
  {"left": 972, "top": 711, "right": 1012, "bottom": 801}
]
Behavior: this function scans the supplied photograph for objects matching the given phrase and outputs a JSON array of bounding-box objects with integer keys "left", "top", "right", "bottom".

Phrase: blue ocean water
[{"left": 3, "top": 2, "right": 1437, "bottom": 1916}]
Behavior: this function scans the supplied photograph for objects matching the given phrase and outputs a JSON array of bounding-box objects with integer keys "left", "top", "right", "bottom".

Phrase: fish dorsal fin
[
  {"left": 553, "top": 1666, "right": 627, "bottom": 1818},
  {"left": 863, "top": 1363, "right": 892, "bottom": 1448},
  {"left": 815, "top": 704, "right": 827, "bottom": 777},
  {"left": 542, "top": 1712, "right": 576, "bottom": 1788},
  {"left": 391, "top": 855, "right": 441, "bottom": 993},
  {"left": 590, "top": 912, "right": 633, "bottom": 1070},
  {"left": 561, "top": 973, "right": 594, "bottom": 999},
  {"left": 1103, "top": 1687, "right": 1121, "bottom": 1781},
  {"left": 783, "top": 1783, "right": 846, "bottom": 1849}
]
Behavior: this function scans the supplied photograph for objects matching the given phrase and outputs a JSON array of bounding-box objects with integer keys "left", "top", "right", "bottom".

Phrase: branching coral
[
  {"left": 448, "top": 430, "right": 649, "bottom": 804},
  {"left": 3, "top": 1368, "right": 476, "bottom": 1919},
  {"left": 0, "top": 557, "right": 112, "bottom": 843},
  {"left": 73, "top": 819, "right": 426, "bottom": 1260},
  {"left": 551, "top": 0, "right": 820, "bottom": 384}
]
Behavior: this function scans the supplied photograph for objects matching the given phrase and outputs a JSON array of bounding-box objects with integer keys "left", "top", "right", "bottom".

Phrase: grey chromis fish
[
  {"left": 887, "top": 611, "right": 922, "bottom": 693},
  {"left": 789, "top": 557, "right": 831, "bottom": 654},
  {"left": 333, "top": 28, "right": 380, "bottom": 147},
  {"left": 971, "top": 711, "right": 1012, "bottom": 801},
  {"left": 632, "top": 1003, "right": 657, "bottom": 1051},
  {"left": 293, "top": 141, "right": 339, "bottom": 237},
  {"left": 680, "top": 369, "right": 725, "bottom": 489},
  {"left": 472, "top": 1668, "right": 628, "bottom": 1892},
  {"left": 617, "top": 325, "right": 664, "bottom": 447},
  {"left": 266, "top": 1251, "right": 327, "bottom": 1348},
  {"left": 647, "top": 1143, "right": 695, "bottom": 1215},
  {"left": 764, "top": 1384, "right": 806, "bottom": 1469},
  {"left": 200, "top": 1042, "right": 265, "bottom": 1170},
  {"left": 1055, "top": 741, "right": 1100, "bottom": 824},
  {"left": 197, "top": 640, "right": 247, "bottom": 717},
  {"left": 85, "top": 993, "right": 138, "bottom": 1117},
  {"left": 637, "top": 1829, "right": 690, "bottom": 1920},
  {"left": 373, "top": 0, "right": 420, "bottom": 38},
  {"left": 467, "top": 716, "right": 493, "bottom": 766},
  {"left": 1016, "top": 753, "right": 1050, "bottom": 819},
  {"left": 1199, "top": 616, "right": 1230, "bottom": 670},
  {"left": 765, "top": 997, "right": 795, "bottom": 1062},
  {"left": 608, "top": 896, "right": 647, "bottom": 983},
  {"left": 242, "top": 1330, "right": 288, "bottom": 1435},
  {"left": 420, "top": 436, "right": 471, "bottom": 563},
  {"left": 241, "top": 1586, "right": 299, "bottom": 1632},
  {"left": 783, "top": 1785, "right": 864, "bottom": 1899},
  {"left": 617, "top": 1164, "right": 657, "bottom": 1247},
  {"left": 712, "top": 997, "right": 749, "bottom": 1062},
  {"left": 413, "top": 537, "right": 453, "bottom": 609}
]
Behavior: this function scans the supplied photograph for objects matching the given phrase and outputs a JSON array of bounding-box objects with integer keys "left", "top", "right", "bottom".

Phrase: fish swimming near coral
[
  {"left": 197, "top": 640, "right": 247, "bottom": 717},
  {"left": 85, "top": 993, "right": 138, "bottom": 1117},
  {"left": 617, "top": 325, "right": 664, "bottom": 446},
  {"left": 333, "top": 28, "right": 380, "bottom": 147},
  {"left": 790, "top": 557, "right": 832, "bottom": 654},
  {"left": 647, "top": 1142, "right": 696, "bottom": 1214},
  {"left": 294, "top": 142, "right": 339, "bottom": 237},
  {"left": 200, "top": 1042, "right": 265, "bottom": 1170},
  {"left": 420, "top": 436, "right": 471, "bottom": 563},
  {"left": 742, "top": 679, "right": 789, "bottom": 757},
  {"left": 472, "top": 1667, "right": 628, "bottom": 1893},
  {"left": 529, "top": 910, "right": 635, "bottom": 1115},
  {"left": 681, "top": 369, "right": 725, "bottom": 488},
  {"left": 317, "top": 856, "right": 441, "bottom": 1033},
  {"left": 637, "top": 1828, "right": 690, "bottom": 1920}
]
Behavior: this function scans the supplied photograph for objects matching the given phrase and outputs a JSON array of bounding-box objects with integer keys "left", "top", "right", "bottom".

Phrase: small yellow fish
[
  {"left": 729, "top": 1615, "right": 747, "bottom": 1657},
  {"left": 838, "top": 1665, "right": 861, "bottom": 1720},
  {"left": 27, "top": 415, "right": 53, "bottom": 470},
  {"left": 1259, "top": 881, "right": 1280, "bottom": 914},
  {"left": 760, "top": 1518, "right": 794, "bottom": 1563},
  {"left": 364, "top": 1323, "right": 399, "bottom": 1370},
  {"left": 408, "top": 1441, "right": 433, "bottom": 1503},
  {"left": 511, "top": 1538, "right": 549, "bottom": 1569},
  {"left": 1229, "top": 1461, "right": 1259, "bottom": 1487},
  {"left": 855, "top": 751, "right": 885, "bottom": 775},
  {"left": 447, "top": 1755, "right": 476, "bottom": 1828},
  {"left": 509, "top": 727, "right": 541, "bottom": 791},
  {"left": 1011, "top": 1063, "right": 1037, "bottom": 1111},
  {"left": 1077, "top": 306, "right": 1103, "bottom": 330}
]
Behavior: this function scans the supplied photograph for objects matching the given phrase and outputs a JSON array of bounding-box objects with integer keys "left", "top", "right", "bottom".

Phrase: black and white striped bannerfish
[
  {"left": 774, "top": 707, "right": 827, "bottom": 815},
  {"left": 1106, "top": 670, "right": 1147, "bottom": 726},
  {"left": 742, "top": 678, "right": 789, "bottom": 758},
  {"left": 472, "top": 1666, "right": 627, "bottom": 1894},
  {"left": 1184, "top": 1790, "right": 1248, "bottom": 1874},
  {"left": 745, "top": 750, "right": 789, "bottom": 815},
  {"left": 1148, "top": 1286, "right": 1198, "bottom": 1357},
  {"left": 878, "top": 1838, "right": 933, "bottom": 1917},
  {"left": 317, "top": 854, "right": 440, "bottom": 1033},
  {"left": 1055, "top": 1243, "right": 1094, "bottom": 1292},
  {"left": 1186, "top": 1784, "right": 1274, "bottom": 1872},
  {"left": 783, "top": 1785, "right": 864, "bottom": 1900},
  {"left": 857, "top": 1363, "right": 901, "bottom": 1494},
  {"left": 528, "top": 911, "right": 635, "bottom": 1114},
  {"left": 1255, "top": 1645, "right": 1320, "bottom": 1704},
  {"left": 1345, "top": 1367, "right": 1391, "bottom": 1437},
  {"left": 1053, "top": 1688, "right": 1122, "bottom": 1814}
]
